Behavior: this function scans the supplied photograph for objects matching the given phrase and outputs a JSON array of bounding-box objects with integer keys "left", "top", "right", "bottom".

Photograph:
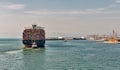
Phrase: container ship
[{"left": 22, "top": 24, "right": 45, "bottom": 48}]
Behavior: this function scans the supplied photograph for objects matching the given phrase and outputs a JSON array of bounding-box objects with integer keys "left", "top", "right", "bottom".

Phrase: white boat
[
  {"left": 99, "top": 41, "right": 120, "bottom": 44},
  {"left": 31, "top": 42, "right": 38, "bottom": 48}
]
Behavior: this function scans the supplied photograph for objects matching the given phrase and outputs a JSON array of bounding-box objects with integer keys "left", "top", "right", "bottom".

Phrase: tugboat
[
  {"left": 102, "top": 30, "right": 120, "bottom": 44},
  {"left": 22, "top": 24, "right": 45, "bottom": 48}
]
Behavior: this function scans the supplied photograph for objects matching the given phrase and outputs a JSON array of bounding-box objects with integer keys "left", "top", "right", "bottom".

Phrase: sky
[{"left": 0, "top": 0, "right": 120, "bottom": 38}]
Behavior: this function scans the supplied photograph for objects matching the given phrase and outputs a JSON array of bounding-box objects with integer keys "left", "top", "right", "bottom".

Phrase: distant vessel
[
  {"left": 22, "top": 24, "right": 45, "bottom": 48},
  {"left": 100, "top": 30, "right": 120, "bottom": 44}
]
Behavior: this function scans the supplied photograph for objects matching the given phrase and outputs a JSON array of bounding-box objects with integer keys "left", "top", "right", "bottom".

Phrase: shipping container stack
[{"left": 23, "top": 25, "right": 45, "bottom": 48}]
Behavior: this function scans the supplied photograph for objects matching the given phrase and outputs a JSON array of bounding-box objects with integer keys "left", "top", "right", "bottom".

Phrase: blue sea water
[{"left": 0, "top": 39, "right": 120, "bottom": 70}]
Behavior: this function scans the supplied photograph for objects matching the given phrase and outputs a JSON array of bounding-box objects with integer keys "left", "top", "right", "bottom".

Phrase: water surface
[{"left": 0, "top": 39, "right": 120, "bottom": 70}]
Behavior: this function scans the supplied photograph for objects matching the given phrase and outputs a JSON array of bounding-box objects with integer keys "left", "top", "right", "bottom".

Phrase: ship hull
[{"left": 23, "top": 40, "right": 45, "bottom": 48}]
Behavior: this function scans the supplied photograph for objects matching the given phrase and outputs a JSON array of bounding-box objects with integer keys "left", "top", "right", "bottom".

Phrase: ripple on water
[{"left": 5, "top": 50, "right": 22, "bottom": 54}]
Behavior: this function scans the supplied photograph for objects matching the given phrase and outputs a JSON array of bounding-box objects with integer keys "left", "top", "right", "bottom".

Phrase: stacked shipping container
[
  {"left": 23, "top": 25, "right": 45, "bottom": 48},
  {"left": 23, "top": 29, "right": 45, "bottom": 40}
]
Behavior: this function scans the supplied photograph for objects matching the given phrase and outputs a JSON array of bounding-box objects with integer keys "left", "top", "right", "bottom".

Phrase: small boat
[
  {"left": 102, "top": 37, "right": 120, "bottom": 44},
  {"left": 23, "top": 42, "right": 39, "bottom": 49},
  {"left": 98, "top": 30, "right": 120, "bottom": 44},
  {"left": 31, "top": 42, "right": 38, "bottom": 48},
  {"left": 64, "top": 39, "right": 68, "bottom": 42}
]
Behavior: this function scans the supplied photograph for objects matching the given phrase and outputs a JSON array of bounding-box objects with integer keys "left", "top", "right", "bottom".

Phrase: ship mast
[{"left": 113, "top": 30, "right": 117, "bottom": 38}]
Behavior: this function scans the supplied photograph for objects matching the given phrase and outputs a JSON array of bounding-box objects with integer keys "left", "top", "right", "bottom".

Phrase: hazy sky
[{"left": 0, "top": 0, "right": 120, "bottom": 38}]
